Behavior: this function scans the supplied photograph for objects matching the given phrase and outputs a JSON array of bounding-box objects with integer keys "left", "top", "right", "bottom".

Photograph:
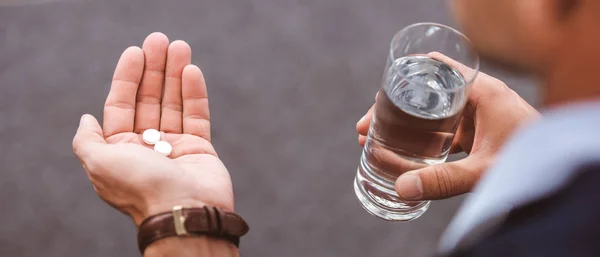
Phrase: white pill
[
  {"left": 142, "top": 129, "right": 161, "bottom": 145},
  {"left": 154, "top": 141, "right": 172, "bottom": 156}
]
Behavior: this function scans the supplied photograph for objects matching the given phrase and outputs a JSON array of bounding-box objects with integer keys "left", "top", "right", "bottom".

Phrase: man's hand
[
  {"left": 72, "top": 33, "right": 234, "bottom": 226},
  {"left": 356, "top": 52, "right": 540, "bottom": 200}
]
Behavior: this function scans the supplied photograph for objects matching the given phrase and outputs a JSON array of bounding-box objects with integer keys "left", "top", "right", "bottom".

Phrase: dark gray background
[{"left": 0, "top": 0, "right": 538, "bottom": 256}]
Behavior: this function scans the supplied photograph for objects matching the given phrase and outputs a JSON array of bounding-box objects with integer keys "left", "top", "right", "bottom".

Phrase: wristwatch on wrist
[{"left": 137, "top": 205, "right": 249, "bottom": 254}]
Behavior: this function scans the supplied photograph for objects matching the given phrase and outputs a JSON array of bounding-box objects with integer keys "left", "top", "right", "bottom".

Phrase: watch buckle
[{"left": 172, "top": 205, "right": 190, "bottom": 236}]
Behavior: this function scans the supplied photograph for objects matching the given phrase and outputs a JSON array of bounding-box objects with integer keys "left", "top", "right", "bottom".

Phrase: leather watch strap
[{"left": 137, "top": 206, "right": 249, "bottom": 254}]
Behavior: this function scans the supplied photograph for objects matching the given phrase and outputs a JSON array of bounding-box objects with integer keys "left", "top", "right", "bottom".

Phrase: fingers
[
  {"left": 358, "top": 135, "right": 366, "bottom": 146},
  {"left": 357, "top": 92, "right": 380, "bottom": 138},
  {"left": 73, "top": 114, "right": 107, "bottom": 159},
  {"left": 104, "top": 47, "right": 145, "bottom": 137},
  {"left": 452, "top": 116, "right": 475, "bottom": 154},
  {"left": 356, "top": 104, "right": 374, "bottom": 136},
  {"left": 134, "top": 32, "right": 169, "bottom": 133},
  {"left": 395, "top": 156, "right": 485, "bottom": 200},
  {"left": 160, "top": 40, "right": 192, "bottom": 133},
  {"left": 182, "top": 65, "right": 211, "bottom": 140},
  {"left": 448, "top": 137, "right": 463, "bottom": 154},
  {"left": 367, "top": 146, "right": 428, "bottom": 176},
  {"left": 428, "top": 51, "right": 478, "bottom": 82}
]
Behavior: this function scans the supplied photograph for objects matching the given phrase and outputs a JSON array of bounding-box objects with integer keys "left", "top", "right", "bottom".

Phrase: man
[{"left": 72, "top": 0, "right": 600, "bottom": 256}]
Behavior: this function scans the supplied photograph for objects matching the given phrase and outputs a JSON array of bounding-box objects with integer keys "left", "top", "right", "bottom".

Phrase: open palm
[{"left": 73, "top": 33, "right": 233, "bottom": 225}]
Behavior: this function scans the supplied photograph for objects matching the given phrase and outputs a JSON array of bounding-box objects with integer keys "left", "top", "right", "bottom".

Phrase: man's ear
[{"left": 556, "top": 0, "right": 580, "bottom": 20}]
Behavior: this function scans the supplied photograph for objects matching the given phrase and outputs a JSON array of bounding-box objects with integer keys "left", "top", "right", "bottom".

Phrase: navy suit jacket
[{"left": 445, "top": 163, "right": 600, "bottom": 257}]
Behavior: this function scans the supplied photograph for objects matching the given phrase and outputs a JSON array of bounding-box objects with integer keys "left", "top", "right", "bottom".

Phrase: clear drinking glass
[{"left": 354, "top": 22, "right": 479, "bottom": 221}]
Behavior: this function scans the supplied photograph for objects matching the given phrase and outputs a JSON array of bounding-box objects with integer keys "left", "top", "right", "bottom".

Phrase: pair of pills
[{"left": 142, "top": 129, "right": 172, "bottom": 156}]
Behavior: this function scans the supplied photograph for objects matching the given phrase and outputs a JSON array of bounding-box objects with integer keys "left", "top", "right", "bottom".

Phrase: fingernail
[
  {"left": 396, "top": 173, "right": 423, "bottom": 200},
  {"left": 80, "top": 114, "right": 88, "bottom": 125}
]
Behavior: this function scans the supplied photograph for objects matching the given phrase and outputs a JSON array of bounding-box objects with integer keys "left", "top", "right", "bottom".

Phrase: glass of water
[{"left": 354, "top": 22, "right": 479, "bottom": 221}]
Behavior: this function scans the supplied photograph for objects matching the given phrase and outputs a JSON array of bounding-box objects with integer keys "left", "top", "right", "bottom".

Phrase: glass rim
[{"left": 390, "top": 22, "right": 481, "bottom": 91}]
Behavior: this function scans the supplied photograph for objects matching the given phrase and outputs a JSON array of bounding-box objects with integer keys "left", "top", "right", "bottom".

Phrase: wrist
[
  {"left": 136, "top": 205, "right": 249, "bottom": 255},
  {"left": 133, "top": 199, "right": 211, "bottom": 227},
  {"left": 144, "top": 236, "right": 239, "bottom": 257}
]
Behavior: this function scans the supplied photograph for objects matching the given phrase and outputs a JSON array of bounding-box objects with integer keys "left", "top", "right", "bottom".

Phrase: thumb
[
  {"left": 395, "top": 157, "right": 484, "bottom": 200},
  {"left": 72, "top": 114, "right": 106, "bottom": 159}
]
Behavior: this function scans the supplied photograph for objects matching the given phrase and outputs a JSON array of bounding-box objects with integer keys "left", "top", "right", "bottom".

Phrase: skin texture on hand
[
  {"left": 356, "top": 52, "right": 540, "bottom": 200},
  {"left": 72, "top": 32, "right": 234, "bottom": 225}
]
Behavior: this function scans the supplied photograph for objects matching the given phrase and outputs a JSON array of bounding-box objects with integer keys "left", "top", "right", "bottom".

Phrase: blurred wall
[{"left": 0, "top": 0, "right": 538, "bottom": 256}]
